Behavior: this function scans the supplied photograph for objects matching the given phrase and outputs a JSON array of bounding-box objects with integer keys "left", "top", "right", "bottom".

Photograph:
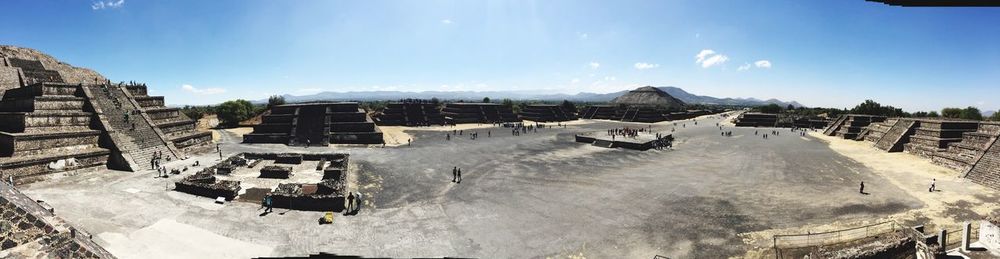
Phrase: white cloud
[
  {"left": 589, "top": 62, "right": 600, "bottom": 69},
  {"left": 181, "top": 84, "right": 226, "bottom": 95},
  {"left": 91, "top": 0, "right": 124, "bottom": 10},
  {"left": 571, "top": 78, "right": 580, "bottom": 84},
  {"left": 441, "top": 19, "right": 453, "bottom": 24},
  {"left": 738, "top": 63, "right": 751, "bottom": 71},
  {"left": 603, "top": 76, "right": 616, "bottom": 81},
  {"left": 634, "top": 62, "right": 659, "bottom": 70},
  {"left": 578, "top": 33, "right": 589, "bottom": 40},
  {"left": 754, "top": 60, "right": 772, "bottom": 68},
  {"left": 695, "top": 49, "right": 728, "bottom": 68}
]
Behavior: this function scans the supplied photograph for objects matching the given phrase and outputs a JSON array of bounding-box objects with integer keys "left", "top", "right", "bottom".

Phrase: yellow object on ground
[{"left": 323, "top": 212, "right": 334, "bottom": 224}]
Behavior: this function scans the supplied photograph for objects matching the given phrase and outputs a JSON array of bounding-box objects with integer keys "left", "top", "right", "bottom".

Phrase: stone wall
[
  {"left": 967, "top": 135, "right": 1000, "bottom": 190},
  {"left": 0, "top": 66, "right": 20, "bottom": 99},
  {"left": 0, "top": 182, "right": 115, "bottom": 258},
  {"left": 979, "top": 220, "right": 1000, "bottom": 252}
]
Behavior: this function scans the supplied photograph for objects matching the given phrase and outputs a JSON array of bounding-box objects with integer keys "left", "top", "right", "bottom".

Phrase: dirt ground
[{"left": 18, "top": 114, "right": 1000, "bottom": 258}]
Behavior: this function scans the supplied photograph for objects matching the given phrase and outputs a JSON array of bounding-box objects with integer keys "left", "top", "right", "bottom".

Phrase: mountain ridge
[{"left": 263, "top": 86, "right": 805, "bottom": 108}]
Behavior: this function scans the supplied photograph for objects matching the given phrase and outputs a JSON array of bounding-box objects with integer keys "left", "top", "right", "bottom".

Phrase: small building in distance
[
  {"left": 734, "top": 113, "right": 778, "bottom": 127},
  {"left": 243, "top": 102, "right": 383, "bottom": 145}
]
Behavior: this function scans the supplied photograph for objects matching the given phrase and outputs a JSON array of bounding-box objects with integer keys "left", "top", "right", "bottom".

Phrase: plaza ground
[{"left": 19, "top": 113, "right": 999, "bottom": 258}]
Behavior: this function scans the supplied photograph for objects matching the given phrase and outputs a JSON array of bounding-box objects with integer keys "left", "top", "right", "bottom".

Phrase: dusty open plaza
[
  {"left": 3, "top": 2, "right": 1000, "bottom": 258},
  {"left": 13, "top": 113, "right": 997, "bottom": 258}
]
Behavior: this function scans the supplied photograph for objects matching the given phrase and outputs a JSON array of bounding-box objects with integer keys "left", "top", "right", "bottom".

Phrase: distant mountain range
[{"left": 262, "top": 86, "right": 805, "bottom": 108}]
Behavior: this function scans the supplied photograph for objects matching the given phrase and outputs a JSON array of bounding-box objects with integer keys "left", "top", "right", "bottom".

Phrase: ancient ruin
[
  {"left": 577, "top": 86, "right": 708, "bottom": 123},
  {"left": 173, "top": 152, "right": 352, "bottom": 211},
  {"left": 0, "top": 46, "right": 212, "bottom": 184},
  {"left": 517, "top": 104, "right": 577, "bottom": 122},
  {"left": 0, "top": 181, "right": 115, "bottom": 258},
  {"left": 374, "top": 99, "right": 446, "bottom": 126},
  {"left": 822, "top": 114, "right": 886, "bottom": 139},
  {"left": 734, "top": 112, "right": 778, "bottom": 127},
  {"left": 244, "top": 102, "right": 384, "bottom": 145},
  {"left": 440, "top": 102, "right": 520, "bottom": 124}
]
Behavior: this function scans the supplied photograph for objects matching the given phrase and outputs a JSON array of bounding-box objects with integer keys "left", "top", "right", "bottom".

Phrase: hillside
[{"left": 268, "top": 86, "right": 805, "bottom": 108}]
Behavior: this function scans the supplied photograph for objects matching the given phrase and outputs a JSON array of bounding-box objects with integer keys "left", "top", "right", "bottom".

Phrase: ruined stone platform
[{"left": 574, "top": 132, "right": 667, "bottom": 151}]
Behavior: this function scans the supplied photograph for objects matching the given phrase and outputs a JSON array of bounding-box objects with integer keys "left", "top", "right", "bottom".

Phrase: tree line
[{"left": 752, "top": 99, "right": 999, "bottom": 121}]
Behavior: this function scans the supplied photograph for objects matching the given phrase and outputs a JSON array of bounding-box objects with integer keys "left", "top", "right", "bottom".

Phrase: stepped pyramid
[
  {"left": 0, "top": 46, "right": 212, "bottom": 183},
  {"left": 610, "top": 86, "right": 686, "bottom": 110},
  {"left": 581, "top": 86, "right": 687, "bottom": 123}
]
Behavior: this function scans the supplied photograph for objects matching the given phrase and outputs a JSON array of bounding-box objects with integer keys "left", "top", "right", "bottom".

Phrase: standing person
[
  {"left": 407, "top": 138, "right": 411, "bottom": 146},
  {"left": 264, "top": 194, "right": 273, "bottom": 213},
  {"left": 452, "top": 167, "right": 458, "bottom": 182},
  {"left": 859, "top": 181, "right": 865, "bottom": 194},
  {"left": 457, "top": 168, "right": 462, "bottom": 183},
  {"left": 346, "top": 192, "right": 355, "bottom": 213},
  {"left": 929, "top": 178, "right": 936, "bottom": 192}
]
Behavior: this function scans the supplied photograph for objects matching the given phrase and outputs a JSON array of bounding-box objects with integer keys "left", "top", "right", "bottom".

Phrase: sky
[{"left": 1, "top": 0, "right": 998, "bottom": 111}]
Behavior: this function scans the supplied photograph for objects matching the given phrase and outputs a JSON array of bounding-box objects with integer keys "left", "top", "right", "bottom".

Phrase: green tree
[
  {"left": 758, "top": 103, "right": 782, "bottom": 114},
  {"left": 850, "top": 100, "right": 904, "bottom": 117},
  {"left": 786, "top": 104, "right": 795, "bottom": 110},
  {"left": 501, "top": 98, "right": 514, "bottom": 108},
  {"left": 267, "top": 95, "right": 286, "bottom": 108},
  {"left": 216, "top": 99, "right": 256, "bottom": 127},
  {"left": 941, "top": 108, "right": 963, "bottom": 118},
  {"left": 960, "top": 106, "right": 983, "bottom": 120},
  {"left": 482, "top": 97, "right": 491, "bottom": 103},
  {"left": 927, "top": 111, "right": 939, "bottom": 117},
  {"left": 560, "top": 100, "right": 577, "bottom": 113},
  {"left": 990, "top": 112, "right": 1000, "bottom": 121}
]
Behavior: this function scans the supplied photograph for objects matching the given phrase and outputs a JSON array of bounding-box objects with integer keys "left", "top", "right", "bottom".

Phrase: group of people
[
  {"left": 653, "top": 133, "right": 674, "bottom": 150},
  {"left": 150, "top": 150, "right": 172, "bottom": 177},
  {"left": 754, "top": 130, "right": 780, "bottom": 139},
  {"left": 508, "top": 122, "right": 540, "bottom": 136},
  {"left": 607, "top": 127, "right": 646, "bottom": 139},
  {"left": 345, "top": 191, "right": 363, "bottom": 214}
]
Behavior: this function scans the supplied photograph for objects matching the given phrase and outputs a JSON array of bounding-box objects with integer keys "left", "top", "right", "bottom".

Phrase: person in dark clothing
[
  {"left": 859, "top": 181, "right": 865, "bottom": 194},
  {"left": 346, "top": 192, "right": 356, "bottom": 213},
  {"left": 264, "top": 195, "right": 273, "bottom": 213},
  {"left": 457, "top": 168, "right": 463, "bottom": 183},
  {"left": 452, "top": 167, "right": 458, "bottom": 182}
]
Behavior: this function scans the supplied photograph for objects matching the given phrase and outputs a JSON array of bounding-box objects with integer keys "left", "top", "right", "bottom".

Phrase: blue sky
[{"left": 1, "top": 1, "right": 998, "bottom": 111}]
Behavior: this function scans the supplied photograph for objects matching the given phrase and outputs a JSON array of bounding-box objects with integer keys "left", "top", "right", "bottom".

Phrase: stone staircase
[
  {"left": 823, "top": 115, "right": 848, "bottom": 136},
  {"left": 929, "top": 122, "right": 1000, "bottom": 175},
  {"left": 0, "top": 83, "right": 110, "bottom": 182},
  {"left": 961, "top": 129, "right": 1000, "bottom": 182},
  {"left": 85, "top": 83, "right": 176, "bottom": 171},
  {"left": 874, "top": 119, "right": 916, "bottom": 152},
  {"left": 621, "top": 107, "right": 639, "bottom": 122}
]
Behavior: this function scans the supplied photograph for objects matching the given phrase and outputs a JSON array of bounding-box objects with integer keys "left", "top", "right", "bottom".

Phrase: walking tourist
[
  {"left": 264, "top": 194, "right": 273, "bottom": 213},
  {"left": 859, "top": 181, "right": 865, "bottom": 194},
  {"left": 929, "top": 178, "right": 936, "bottom": 192},
  {"left": 457, "top": 168, "right": 463, "bottom": 183}
]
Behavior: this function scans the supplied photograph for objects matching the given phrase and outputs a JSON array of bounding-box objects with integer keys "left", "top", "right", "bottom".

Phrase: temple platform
[{"left": 574, "top": 132, "right": 668, "bottom": 151}]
